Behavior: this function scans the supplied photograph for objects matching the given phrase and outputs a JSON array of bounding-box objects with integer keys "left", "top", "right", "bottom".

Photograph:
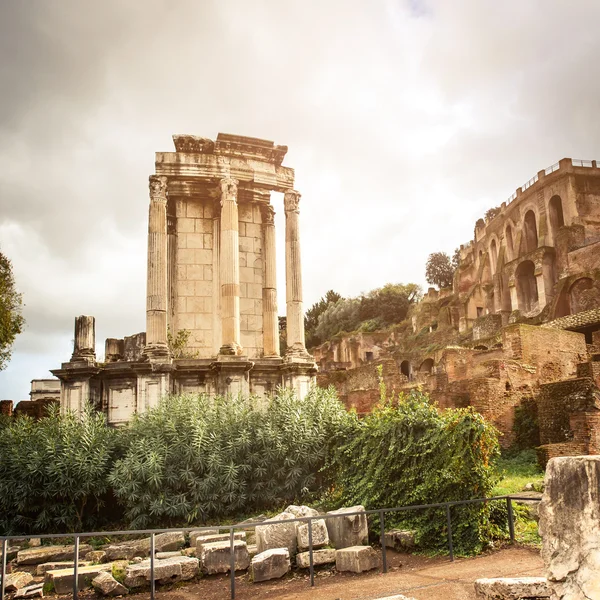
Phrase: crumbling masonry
[{"left": 316, "top": 158, "right": 600, "bottom": 462}]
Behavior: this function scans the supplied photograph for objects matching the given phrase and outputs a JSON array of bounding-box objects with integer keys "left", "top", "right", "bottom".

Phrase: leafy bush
[
  {"left": 333, "top": 389, "right": 500, "bottom": 554},
  {"left": 511, "top": 399, "right": 540, "bottom": 450},
  {"left": 109, "top": 387, "right": 355, "bottom": 528},
  {"left": 0, "top": 404, "right": 120, "bottom": 534}
]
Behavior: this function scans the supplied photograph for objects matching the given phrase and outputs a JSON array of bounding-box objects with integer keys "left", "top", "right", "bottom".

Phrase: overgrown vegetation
[
  {"left": 1, "top": 386, "right": 506, "bottom": 556},
  {"left": 0, "top": 404, "right": 120, "bottom": 534},
  {"left": 110, "top": 389, "right": 354, "bottom": 528},
  {"left": 332, "top": 388, "right": 501, "bottom": 555},
  {"left": 492, "top": 449, "right": 544, "bottom": 496},
  {"left": 425, "top": 251, "right": 456, "bottom": 289},
  {"left": 305, "top": 284, "right": 422, "bottom": 348}
]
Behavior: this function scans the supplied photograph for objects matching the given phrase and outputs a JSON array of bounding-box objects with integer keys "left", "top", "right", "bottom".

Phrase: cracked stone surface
[{"left": 539, "top": 455, "right": 600, "bottom": 600}]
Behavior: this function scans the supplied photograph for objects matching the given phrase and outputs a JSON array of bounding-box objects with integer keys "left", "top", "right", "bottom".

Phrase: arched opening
[
  {"left": 419, "top": 358, "right": 434, "bottom": 374},
  {"left": 523, "top": 211, "right": 538, "bottom": 254},
  {"left": 548, "top": 195, "right": 565, "bottom": 245},
  {"left": 490, "top": 239, "right": 498, "bottom": 274},
  {"left": 506, "top": 224, "right": 514, "bottom": 262},
  {"left": 516, "top": 260, "right": 538, "bottom": 312},
  {"left": 400, "top": 360, "right": 411, "bottom": 380}
]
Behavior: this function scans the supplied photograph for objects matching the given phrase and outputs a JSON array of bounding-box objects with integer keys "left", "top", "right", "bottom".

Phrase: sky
[{"left": 1, "top": 0, "right": 600, "bottom": 400}]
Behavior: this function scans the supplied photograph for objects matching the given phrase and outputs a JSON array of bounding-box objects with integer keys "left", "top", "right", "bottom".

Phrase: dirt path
[{"left": 150, "top": 545, "right": 543, "bottom": 600}]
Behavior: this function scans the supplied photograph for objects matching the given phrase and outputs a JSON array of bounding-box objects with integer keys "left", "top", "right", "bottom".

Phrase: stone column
[
  {"left": 212, "top": 199, "right": 222, "bottom": 354},
  {"left": 71, "top": 315, "right": 96, "bottom": 363},
  {"left": 145, "top": 175, "right": 170, "bottom": 359},
  {"left": 261, "top": 204, "right": 280, "bottom": 357},
  {"left": 219, "top": 177, "right": 242, "bottom": 355},
  {"left": 284, "top": 190, "right": 308, "bottom": 357}
]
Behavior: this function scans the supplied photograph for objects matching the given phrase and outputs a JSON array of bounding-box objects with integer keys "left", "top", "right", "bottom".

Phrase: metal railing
[
  {"left": 572, "top": 158, "right": 594, "bottom": 168},
  {"left": 545, "top": 161, "right": 560, "bottom": 175},
  {"left": 0, "top": 495, "right": 540, "bottom": 600},
  {"left": 521, "top": 174, "right": 539, "bottom": 192}
]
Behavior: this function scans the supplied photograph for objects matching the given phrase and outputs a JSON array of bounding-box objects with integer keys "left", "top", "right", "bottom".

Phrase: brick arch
[
  {"left": 522, "top": 210, "right": 538, "bottom": 254},
  {"left": 516, "top": 260, "right": 538, "bottom": 312},
  {"left": 419, "top": 358, "right": 434, "bottom": 374},
  {"left": 504, "top": 220, "right": 516, "bottom": 262}
]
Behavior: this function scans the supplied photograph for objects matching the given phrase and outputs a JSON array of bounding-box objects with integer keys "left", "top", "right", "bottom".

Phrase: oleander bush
[
  {"left": 109, "top": 387, "right": 355, "bottom": 528},
  {"left": 0, "top": 404, "right": 120, "bottom": 534}
]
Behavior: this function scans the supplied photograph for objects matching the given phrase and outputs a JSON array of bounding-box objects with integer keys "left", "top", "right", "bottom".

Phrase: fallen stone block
[
  {"left": 85, "top": 550, "right": 107, "bottom": 563},
  {"left": 286, "top": 505, "right": 319, "bottom": 518},
  {"left": 104, "top": 531, "right": 185, "bottom": 561},
  {"left": 256, "top": 512, "right": 298, "bottom": 555},
  {"left": 384, "top": 530, "right": 416, "bottom": 550},
  {"left": 36, "top": 561, "right": 91, "bottom": 576},
  {"left": 297, "top": 518, "right": 329, "bottom": 550},
  {"left": 473, "top": 577, "right": 551, "bottom": 599},
  {"left": 251, "top": 548, "right": 290, "bottom": 582},
  {"left": 3, "top": 546, "right": 21, "bottom": 562},
  {"left": 198, "top": 540, "right": 250, "bottom": 575},
  {"left": 28, "top": 539, "right": 41, "bottom": 547},
  {"left": 92, "top": 571, "right": 129, "bottom": 596},
  {"left": 45, "top": 564, "right": 113, "bottom": 595},
  {"left": 14, "top": 583, "right": 44, "bottom": 598},
  {"left": 155, "top": 551, "right": 182, "bottom": 559},
  {"left": 195, "top": 531, "right": 246, "bottom": 553},
  {"left": 335, "top": 546, "right": 380, "bottom": 573},
  {"left": 17, "top": 544, "right": 93, "bottom": 565},
  {"left": 4, "top": 572, "right": 34, "bottom": 592},
  {"left": 325, "top": 506, "right": 369, "bottom": 549},
  {"left": 248, "top": 544, "right": 258, "bottom": 559},
  {"left": 189, "top": 529, "right": 219, "bottom": 547},
  {"left": 124, "top": 556, "right": 199, "bottom": 588},
  {"left": 296, "top": 548, "right": 336, "bottom": 568}
]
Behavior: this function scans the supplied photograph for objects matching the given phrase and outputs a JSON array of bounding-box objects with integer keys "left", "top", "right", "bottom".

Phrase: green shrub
[
  {"left": 511, "top": 399, "right": 540, "bottom": 450},
  {"left": 333, "top": 389, "right": 500, "bottom": 554},
  {"left": 0, "top": 404, "right": 119, "bottom": 534},
  {"left": 109, "top": 387, "right": 355, "bottom": 528}
]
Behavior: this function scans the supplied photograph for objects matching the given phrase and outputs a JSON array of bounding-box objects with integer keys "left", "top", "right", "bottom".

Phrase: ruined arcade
[{"left": 52, "top": 134, "right": 316, "bottom": 423}]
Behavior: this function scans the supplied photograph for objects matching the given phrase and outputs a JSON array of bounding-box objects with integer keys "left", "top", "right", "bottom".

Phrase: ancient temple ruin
[{"left": 52, "top": 133, "right": 316, "bottom": 424}]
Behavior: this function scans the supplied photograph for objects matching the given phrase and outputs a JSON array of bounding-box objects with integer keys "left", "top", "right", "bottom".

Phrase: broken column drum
[{"left": 53, "top": 133, "right": 317, "bottom": 423}]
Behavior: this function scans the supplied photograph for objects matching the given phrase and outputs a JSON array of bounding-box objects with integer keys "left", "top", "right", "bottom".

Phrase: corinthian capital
[
  {"left": 149, "top": 175, "right": 168, "bottom": 203},
  {"left": 220, "top": 177, "right": 239, "bottom": 203},
  {"left": 261, "top": 204, "right": 276, "bottom": 225},
  {"left": 284, "top": 190, "right": 301, "bottom": 213}
]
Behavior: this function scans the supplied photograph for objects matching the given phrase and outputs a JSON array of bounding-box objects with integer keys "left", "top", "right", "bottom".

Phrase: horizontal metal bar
[{"left": 0, "top": 495, "right": 540, "bottom": 541}]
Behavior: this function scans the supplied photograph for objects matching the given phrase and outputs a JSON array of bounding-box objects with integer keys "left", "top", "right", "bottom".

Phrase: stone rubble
[
  {"left": 17, "top": 544, "right": 93, "bottom": 565},
  {"left": 91, "top": 571, "right": 129, "bottom": 596},
  {"left": 335, "top": 546, "right": 380, "bottom": 573},
  {"left": 384, "top": 530, "right": 416, "bottom": 550},
  {"left": 36, "top": 561, "right": 90, "bottom": 576},
  {"left": 474, "top": 577, "right": 551, "bottom": 599},
  {"left": 4, "top": 572, "right": 34, "bottom": 592},
  {"left": 325, "top": 506, "right": 369, "bottom": 549},
  {"left": 104, "top": 532, "right": 185, "bottom": 561},
  {"left": 123, "top": 556, "right": 199, "bottom": 588},
  {"left": 45, "top": 564, "right": 113, "bottom": 595},
  {"left": 198, "top": 540, "right": 250, "bottom": 575},
  {"left": 296, "top": 548, "right": 336, "bottom": 569},
  {"left": 14, "top": 583, "right": 44, "bottom": 599},
  {"left": 250, "top": 548, "right": 290, "bottom": 582},
  {"left": 255, "top": 512, "right": 298, "bottom": 555},
  {"left": 195, "top": 531, "right": 246, "bottom": 553},
  {"left": 85, "top": 550, "right": 108, "bottom": 563}
]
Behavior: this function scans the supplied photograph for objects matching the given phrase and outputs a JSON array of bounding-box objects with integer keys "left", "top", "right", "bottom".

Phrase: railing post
[
  {"left": 73, "top": 536, "right": 79, "bottom": 600},
  {"left": 150, "top": 533, "right": 155, "bottom": 600},
  {"left": 445, "top": 504, "right": 454, "bottom": 561},
  {"left": 308, "top": 518, "right": 314, "bottom": 587},
  {"left": 1, "top": 538, "right": 7, "bottom": 600},
  {"left": 506, "top": 497, "right": 515, "bottom": 543},
  {"left": 229, "top": 528, "right": 236, "bottom": 600},
  {"left": 379, "top": 510, "right": 387, "bottom": 573}
]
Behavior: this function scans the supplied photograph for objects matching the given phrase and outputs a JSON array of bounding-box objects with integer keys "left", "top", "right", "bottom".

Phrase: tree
[
  {"left": 0, "top": 251, "right": 25, "bottom": 370},
  {"left": 305, "top": 290, "right": 342, "bottom": 348},
  {"left": 314, "top": 298, "right": 361, "bottom": 342},
  {"left": 425, "top": 252, "right": 455, "bottom": 289},
  {"left": 452, "top": 247, "right": 461, "bottom": 269},
  {"left": 358, "top": 283, "right": 422, "bottom": 326}
]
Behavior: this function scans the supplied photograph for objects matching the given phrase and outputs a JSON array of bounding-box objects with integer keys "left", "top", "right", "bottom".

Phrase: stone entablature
[{"left": 52, "top": 134, "right": 316, "bottom": 424}]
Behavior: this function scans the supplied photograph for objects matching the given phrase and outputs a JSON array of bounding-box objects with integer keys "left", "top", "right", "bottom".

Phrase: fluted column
[
  {"left": 71, "top": 315, "right": 96, "bottom": 363},
  {"left": 145, "top": 175, "right": 170, "bottom": 359},
  {"left": 284, "top": 190, "right": 308, "bottom": 357},
  {"left": 219, "top": 177, "right": 242, "bottom": 355},
  {"left": 261, "top": 204, "right": 280, "bottom": 357}
]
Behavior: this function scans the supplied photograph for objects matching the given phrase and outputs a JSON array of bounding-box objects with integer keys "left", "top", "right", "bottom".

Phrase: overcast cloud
[{"left": 1, "top": 0, "right": 600, "bottom": 399}]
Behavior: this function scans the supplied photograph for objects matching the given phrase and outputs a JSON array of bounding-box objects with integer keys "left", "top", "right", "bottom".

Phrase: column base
[
  {"left": 284, "top": 342, "right": 312, "bottom": 361},
  {"left": 219, "top": 342, "right": 243, "bottom": 356},
  {"left": 143, "top": 343, "right": 171, "bottom": 362},
  {"left": 211, "top": 355, "right": 254, "bottom": 396}
]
